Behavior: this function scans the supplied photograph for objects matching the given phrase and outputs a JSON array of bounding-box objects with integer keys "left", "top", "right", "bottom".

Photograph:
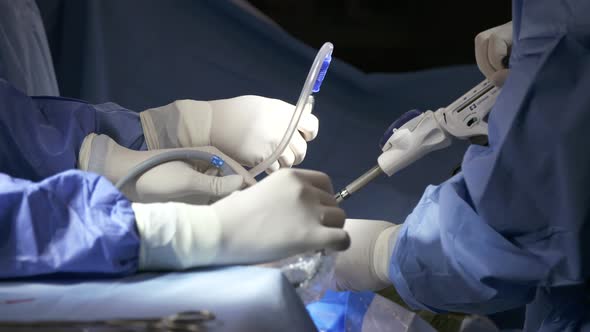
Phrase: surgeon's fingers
[
  {"left": 314, "top": 227, "right": 350, "bottom": 251},
  {"left": 304, "top": 185, "right": 338, "bottom": 207},
  {"left": 289, "top": 133, "right": 308, "bottom": 165},
  {"left": 320, "top": 206, "right": 346, "bottom": 228},
  {"left": 475, "top": 34, "right": 496, "bottom": 80},
  {"left": 278, "top": 148, "right": 296, "bottom": 168},
  {"left": 291, "top": 169, "right": 335, "bottom": 194},
  {"left": 490, "top": 69, "right": 510, "bottom": 87},
  {"left": 265, "top": 161, "right": 281, "bottom": 175},
  {"left": 318, "top": 188, "right": 338, "bottom": 207},
  {"left": 298, "top": 113, "right": 319, "bottom": 141},
  {"left": 488, "top": 35, "right": 509, "bottom": 71}
]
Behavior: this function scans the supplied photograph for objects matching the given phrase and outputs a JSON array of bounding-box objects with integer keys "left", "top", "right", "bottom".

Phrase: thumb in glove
[{"left": 331, "top": 219, "right": 400, "bottom": 292}]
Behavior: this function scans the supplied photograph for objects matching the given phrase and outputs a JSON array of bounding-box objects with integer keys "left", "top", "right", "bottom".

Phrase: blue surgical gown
[
  {"left": 390, "top": 0, "right": 590, "bottom": 330},
  {"left": 0, "top": 79, "right": 145, "bottom": 278}
]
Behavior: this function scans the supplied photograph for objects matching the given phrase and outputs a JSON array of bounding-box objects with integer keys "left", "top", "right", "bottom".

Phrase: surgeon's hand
[
  {"left": 475, "top": 21, "right": 512, "bottom": 87},
  {"left": 135, "top": 168, "right": 350, "bottom": 270},
  {"left": 331, "top": 219, "right": 400, "bottom": 292},
  {"left": 140, "top": 96, "right": 319, "bottom": 173},
  {"left": 78, "top": 134, "right": 250, "bottom": 205}
]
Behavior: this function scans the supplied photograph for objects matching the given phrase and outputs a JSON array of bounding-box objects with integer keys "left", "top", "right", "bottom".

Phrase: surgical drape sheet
[{"left": 0, "top": 267, "right": 317, "bottom": 332}]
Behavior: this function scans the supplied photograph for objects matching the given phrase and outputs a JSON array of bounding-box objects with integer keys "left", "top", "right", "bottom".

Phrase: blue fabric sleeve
[
  {"left": 0, "top": 78, "right": 145, "bottom": 278},
  {"left": 0, "top": 79, "right": 145, "bottom": 182},
  {"left": 0, "top": 170, "right": 139, "bottom": 278},
  {"left": 390, "top": 0, "right": 590, "bottom": 314}
]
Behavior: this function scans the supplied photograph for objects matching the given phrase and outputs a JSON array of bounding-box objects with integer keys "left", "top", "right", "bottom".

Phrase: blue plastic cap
[
  {"left": 379, "top": 109, "right": 423, "bottom": 149},
  {"left": 312, "top": 54, "right": 332, "bottom": 93},
  {"left": 210, "top": 155, "right": 225, "bottom": 168}
]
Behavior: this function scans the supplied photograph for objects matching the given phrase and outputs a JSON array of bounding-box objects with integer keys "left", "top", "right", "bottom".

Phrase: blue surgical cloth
[
  {"left": 0, "top": 267, "right": 318, "bottom": 331},
  {"left": 390, "top": 0, "right": 590, "bottom": 330},
  {"left": 0, "top": 79, "right": 146, "bottom": 278}
]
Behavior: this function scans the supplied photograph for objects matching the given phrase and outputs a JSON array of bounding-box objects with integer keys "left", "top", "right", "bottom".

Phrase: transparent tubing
[
  {"left": 248, "top": 42, "right": 334, "bottom": 177},
  {"left": 258, "top": 43, "right": 335, "bottom": 304}
]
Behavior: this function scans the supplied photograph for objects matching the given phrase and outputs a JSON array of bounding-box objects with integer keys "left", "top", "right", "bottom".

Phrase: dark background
[{"left": 248, "top": 0, "right": 512, "bottom": 72}]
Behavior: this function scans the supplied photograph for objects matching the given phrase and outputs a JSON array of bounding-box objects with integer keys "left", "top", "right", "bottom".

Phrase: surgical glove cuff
[
  {"left": 78, "top": 134, "right": 94, "bottom": 171},
  {"left": 141, "top": 100, "right": 213, "bottom": 150},
  {"left": 78, "top": 133, "right": 128, "bottom": 183},
  {"left": 133, "top": 202, "right": 222, "bottom": 270},
  {"left": 373, "top": 225, "right": 401, "bottom": 284}
]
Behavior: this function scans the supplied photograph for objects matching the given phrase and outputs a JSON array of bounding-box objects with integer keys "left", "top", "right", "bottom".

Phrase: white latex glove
[
  {"left": 78, "top": 133, "right": 253, "bottom": 204},
  {"left": 134, "top": 168, "right": 350, "bottom": 270},
  {"left": 331, "top": 219, "right": 400, "bottom": 292},
  {"left": 140, "top": 95, "right": 319, "bottom": 173},
  {"left": 475, "top": 21, "right": 512, "bottom": 87}
]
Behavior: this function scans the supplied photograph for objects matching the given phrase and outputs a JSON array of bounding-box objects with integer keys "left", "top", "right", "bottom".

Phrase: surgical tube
[
  {"left": 115, "top": 150, "right": 235, "bottom": 190},
  {"left": 248, "top": 43, "right": 333, "bottom": 177}
]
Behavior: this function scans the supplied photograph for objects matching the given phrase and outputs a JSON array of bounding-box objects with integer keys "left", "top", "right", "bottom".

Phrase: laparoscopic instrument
[
  {"left": 115, "top": 43, "right": 333, "bottom": 190},
  {"left": 335, "top": 79, "right": 502, "bottom": 203}
]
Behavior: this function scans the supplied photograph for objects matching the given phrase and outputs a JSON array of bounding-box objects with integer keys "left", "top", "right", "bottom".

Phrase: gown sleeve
[{"left": 389, "top": 0, "right": 590, "bottom": 314}]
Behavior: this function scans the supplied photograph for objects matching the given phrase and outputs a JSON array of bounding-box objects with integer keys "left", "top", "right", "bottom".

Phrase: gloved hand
[
  {"left": 330, "top": 219, "right": 400, "bottom": 292},
  {"left": 78, "top": 133, "right": 253, "bottom": 205},
  {"left": 475, "top": 21, "right": 512, "bottom": 87},
  {"left": 140, "top": 95, "right": 319, "bottom": 173},
  {"left": 134, "top": 168, "right": 350, "bottom": 270}
]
